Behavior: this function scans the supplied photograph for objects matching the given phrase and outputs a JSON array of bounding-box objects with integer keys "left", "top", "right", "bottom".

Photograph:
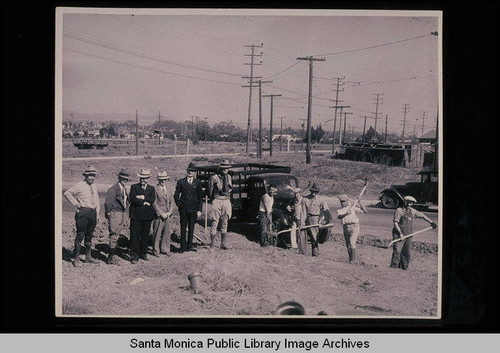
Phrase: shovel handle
[{"left": 386, "top": 226, "right": 434, "bottom": 248}]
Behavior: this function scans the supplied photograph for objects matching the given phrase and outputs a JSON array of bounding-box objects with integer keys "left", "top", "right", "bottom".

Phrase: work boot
[
  {"left": 73, "top": 243, "right": 82, "bottom": 267},
  {"left": 84, "top": 242, "right": 98, "bottom": 264},
  {"left": 350, "top": 248, "right": 357, "bottom": 263},
  {"left": 107, "top": 247, "right": 118, "bottom": 265},
  {"left": 220, "top": 233, "right": 228, "bottom": 250},
  {"left": 210, "top": 233, "right": 216, "bottom": 249},
  {"left": 312, "top": 245, "right": 319, "bottom": 257}
]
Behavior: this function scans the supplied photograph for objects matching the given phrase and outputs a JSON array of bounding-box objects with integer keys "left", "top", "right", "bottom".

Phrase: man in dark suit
[
  {"left": 174, "top": 162, "right": 204, "bottom": 252},
  {"left": 129, "top": 168, "right": 156, "bottom": 263},
  {"left": 104, "top": 169, "right": 130, "bottom": 265}
]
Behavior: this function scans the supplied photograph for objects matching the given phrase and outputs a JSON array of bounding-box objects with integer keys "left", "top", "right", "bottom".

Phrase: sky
[{"left": 58, "top": 8, "right": 440, "bottom": 136}]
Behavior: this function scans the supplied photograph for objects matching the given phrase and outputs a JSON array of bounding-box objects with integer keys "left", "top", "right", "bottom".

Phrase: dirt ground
[{"left": 59, "top": 147, "right": 439, "bottom": 318}]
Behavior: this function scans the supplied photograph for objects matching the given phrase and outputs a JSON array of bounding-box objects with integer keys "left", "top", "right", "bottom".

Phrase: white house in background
[{"left": 272, "top": 134, "right": 294, "bottom": 142}]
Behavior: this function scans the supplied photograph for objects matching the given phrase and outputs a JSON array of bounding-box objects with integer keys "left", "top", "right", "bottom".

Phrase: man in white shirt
[
  {"left": 63, "top": 165, "right": 100, "bottom": 267},
  {"left": 336, "top": 194, "right": 367, "bottom": 263},
  {"left": 258, "top": 185, "right": 277, "bottom": 247}
]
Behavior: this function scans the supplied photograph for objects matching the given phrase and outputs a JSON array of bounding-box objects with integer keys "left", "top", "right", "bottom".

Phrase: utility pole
[
  {"left": 135, "top": 110, "right": 139, "bottom": 156},
  {"left": 204, "top": 117, "right": 208, "bottom": 144},
  {"left": 372, "top": 93, "right": 384, "bottom": 136},
  {"left": 420, "top": 111, "right": 427, "bottom": 135},
  {"left": 384, "top": 114, "right": 388, "bottom": 143},
  {"left": 330, "top": 76, "right": 345, "bottom": 153},
  {"left": 243, "top": 43, "right": 263, "bottom": 154},
  {"left": 342, "top": 112, "right": 353, "bottom": 143},
  {"left": 278, "top": 116, "right": 286, "bottom": 151},
  {"left": 263, "top": 93, "right": 281, "bottom": 157},
  {"left": 333, "top": 105, "right": 350, "bottom": 146},
  {"left": 157, "top": 111, "right": 162, "bottom": 145},
  {"left": 401, "top": 104, "right": 410, "bottom": 143},
  {"left": 190, "top": 115, "right": 196, "bottom": 143},
  {"left": 297, "top": 56, "right": 326, "bottom": 164},
  {"left": 362, "top": 116, "right": 368, "bottom": 142},
  {"left": 246, "top": 79, "right": 272, "bottom": 158}
]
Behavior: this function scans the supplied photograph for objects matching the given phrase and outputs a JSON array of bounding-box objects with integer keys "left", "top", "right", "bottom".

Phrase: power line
[
  {"left": 63, "top": 47, "right": 242, "bottom": 86},
  {"left": 313, "top": 33, "right": 435, "bottom": 57},
  {"left": 64, "top": 30, "right": 243, "bottom": 77}
]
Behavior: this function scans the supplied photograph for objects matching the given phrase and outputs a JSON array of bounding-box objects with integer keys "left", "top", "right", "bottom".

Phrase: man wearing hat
[
  {"left": 174, "top": 162, "right": 204, "bottom": 252},
  {"left": 258, "top": 184, "right": 278, "bottom": 247},
  {"left": 291, "top": 187, "right": 307, "bottom": 254},
  {"left": 104, "top": 169, "right": 131, "bottom": 265},
  {"left": 207, "top": 159, "right": 233, "bottom": 250},
  {"left": 336, "top": 194, "right": 367, "bottom": 263},
  {"left": 152, "top": 170, "right": 174, "bottom": 257},
  {"left": 390, "top": 195, "right": 437, "bottom": 270},
  {"left": 300, "top": 182, "right": 330, "bottom": 256},
  {"left": 129, "top": 168, "right": 156, "bottom": 263},
  {"left": 63, "top": 165, "right": 100, "bottom": 267}
]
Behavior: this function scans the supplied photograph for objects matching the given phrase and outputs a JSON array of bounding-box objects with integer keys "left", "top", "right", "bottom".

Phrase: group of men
[
  {"left": 64, "top": 160, "right": 233, "bottom": 267},
  {"left": 256, "top": 180, "right": 437, "bottom": 269},
  {"left": 64, "top": 161, "right": 437, "bottom": 270}
]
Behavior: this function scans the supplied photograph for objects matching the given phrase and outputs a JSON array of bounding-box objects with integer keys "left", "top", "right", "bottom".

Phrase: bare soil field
[{"left": 59, "top": 145, "right": 439, "bottom": 318}]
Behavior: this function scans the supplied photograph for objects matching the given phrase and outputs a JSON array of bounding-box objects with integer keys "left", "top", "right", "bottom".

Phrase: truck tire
[{"left": 381, "top": 192, "right": 399, "bottom": 209}]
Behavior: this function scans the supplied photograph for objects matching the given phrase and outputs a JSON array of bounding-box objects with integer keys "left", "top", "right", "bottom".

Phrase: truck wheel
[{"left": 381, "top": 193, "right": 399, "bottom": 209}]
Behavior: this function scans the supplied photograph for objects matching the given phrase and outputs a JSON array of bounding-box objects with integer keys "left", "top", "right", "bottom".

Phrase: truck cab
[
  {"left": 194, "top": 163, "right": 298, "bottom": 223},
  {"left": 242, "top": 173, "right": 299, "bottom": 222}
]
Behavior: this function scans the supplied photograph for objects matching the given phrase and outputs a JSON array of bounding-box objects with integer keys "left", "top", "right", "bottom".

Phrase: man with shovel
[
  {"left": 301, "top": 183, "right": 330, "bottom": 257},
  {"left": 390, "top": 195, "right": 437, "bottom": 270},
  {"left": 337, "top": 194, "right": 367, "bottom": 263}
]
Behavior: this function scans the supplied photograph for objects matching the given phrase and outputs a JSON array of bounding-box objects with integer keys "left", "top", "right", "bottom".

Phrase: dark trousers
[
  {"left": 258, "top": 212, "right": 270, "bottom": 246},
  {"left": 179, "top": 211, "right": 197, "bottom": 251},
  {"left": 130, "top": 219, "right": 152, "bottom": 260},
  {"left": 390, "top": 232, "right": 412, "bottom": 270},
  {"left": 74, "top": 207, "right": 97, "bottom": 248}
]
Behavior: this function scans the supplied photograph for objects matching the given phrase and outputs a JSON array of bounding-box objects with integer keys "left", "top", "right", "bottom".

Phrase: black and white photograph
[{"left": 55, "top": 7, "right": 443, "bottom": 318}]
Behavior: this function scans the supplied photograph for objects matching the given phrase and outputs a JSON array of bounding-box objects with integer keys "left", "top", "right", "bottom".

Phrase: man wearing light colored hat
[
  {"left": 152, "top": 170, "right": 174, "bottom": 257},
  {"left": 129, "top": 168, "right": 156, "bottom": 263},
  {"left": 63, "top": 165, "right": 100, "bottom": 267},
  {"left": 207, "top": 159, "right": 233, "bottom": 250},
  {"left": 104, "top": 169, "right": 130, "bottom": 265},
  {"left": 300, "top": 182, "right": 330, "bottom": 256},
  {"left": 390, "top": 195, "right": 437, "bottom": 270},
  {"left": 336, "top": 194, "right": 367, "bottom": 263}
]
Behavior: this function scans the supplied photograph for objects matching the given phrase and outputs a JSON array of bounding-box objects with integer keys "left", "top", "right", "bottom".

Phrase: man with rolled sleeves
[
  {"left": 301, "top": 183, "right": 329, "bottom": 257},
  {"left": 152, "top": 170, "right": 174, "bottom": 257},
  {"left": 174, "top": 162, "right": 204, "bottom": 252},
  {"left": 336, "top": 194, "right": 367, "bottom": 263},
  {"left": 63, "top": 165, "right": 100, "bottom": 267},
  {"left": 390, "top": 195, "right": 437, "bottom": 270},
  {"left": 258, "top": 184, "right": 277, "bottom": 247},
  {"left": 104, "top": 169, "right": 130, "bottom": 265},
  {"left": 207, "top": 159, "right": 233, "bottom": 250},
  {"left": 129, "top": 168, "right": 156, "bottom": 264}
]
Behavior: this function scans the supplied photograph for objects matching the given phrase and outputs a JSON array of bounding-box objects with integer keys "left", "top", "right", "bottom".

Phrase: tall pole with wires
[
  {"left": 243, "top": 43, "right": 263, "bottom": 154},
  {"left": 263, "top": 93, "right": 281, "bottom": 157},
  {"left": 372, "top": 93, "right": 383, "bottom": 137},
  {"left": 135, "top": 109, "right": 139, "bottom": 156},
  {"left": 297, "top": 56, "right": 326, "bottom": 164},
  {"left": 330, "top": 77, "right": 345, "bottom": 153}
]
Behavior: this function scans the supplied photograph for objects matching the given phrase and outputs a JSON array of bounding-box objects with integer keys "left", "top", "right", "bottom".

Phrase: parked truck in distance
[{"left": 379, "top": 170, "right": 438, "bottom": 210}]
